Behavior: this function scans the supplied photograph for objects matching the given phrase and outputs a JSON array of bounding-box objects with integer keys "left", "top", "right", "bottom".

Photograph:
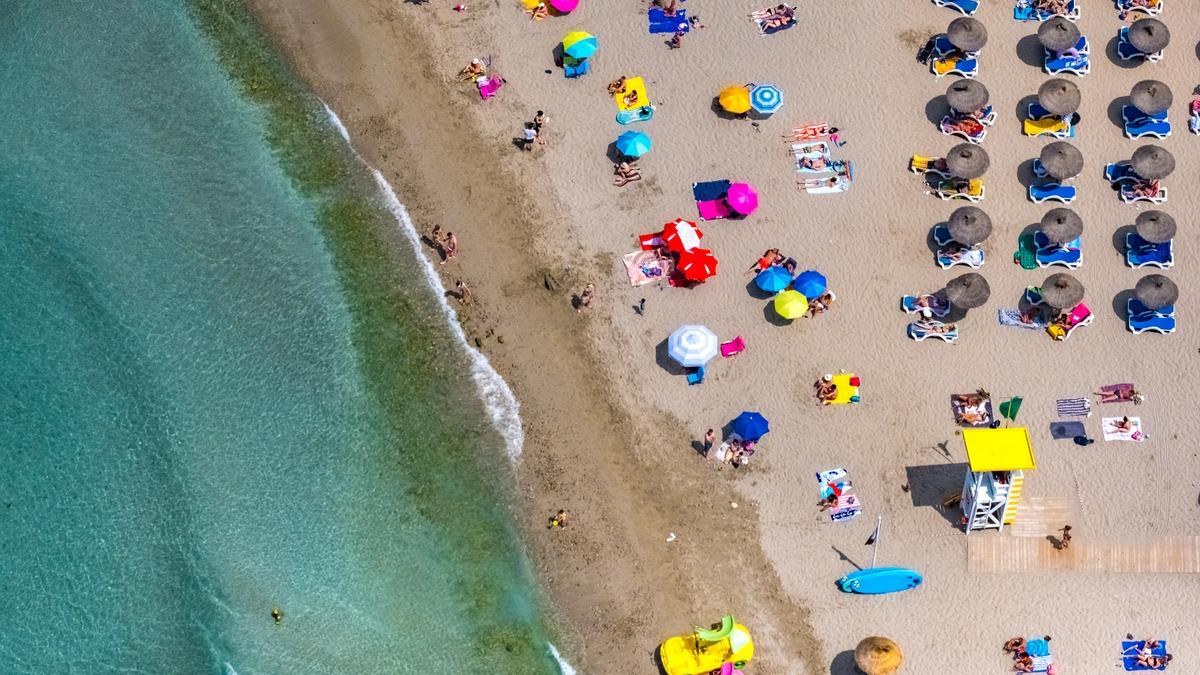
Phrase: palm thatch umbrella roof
[
  {"left": 1039, "top": 141, "right": 1083, "bottom": 181},
  {"left": 947, "top": 17, "right": 988, "bottom": 52},
  {"left": 1136, "top": 274, "right": 1178, "bottom": 309},
  {"left": 1042, "top": 272, "right": 1085, "bottom": 309},
  {"left": 947, "top": 206, "right": 992, "bottom": 245},
  {"left": 1128, "top": 18, "right": 1170, "bottom": 55},
  {"left": 1130, "top": 80, "right": 1172, "bottom": 116},
  {"left": 1131, "top": 145, "right": 1175, "bottom": 180},
  {"left": 944, "top": 273, "right": 991, "bottom": 308},
  {"left": 946, "top": 80, "right": 989, "bottom": 114},
  {"left": 1040, "top": 208, "right": 1083, "bottom": 244},
  {"left": 1038, "top": 16, "right": 1080, "bottom": 52},
  {"left": 1135, "top": 210, "right": 1176, "bottom": 244},
  {"left": 946, "top": 143, "right": 989, "bottom": 179},
  {"left": 855, "top": 636, "right": 903, "bottom": 675},
  {"left": 1038, "top": 78, "right": 1080, "bottom": 116}
]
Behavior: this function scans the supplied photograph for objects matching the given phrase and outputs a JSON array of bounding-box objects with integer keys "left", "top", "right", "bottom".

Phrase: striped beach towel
[{"left": 1056, "top": 397, "right": 1091, "bottom": 417}]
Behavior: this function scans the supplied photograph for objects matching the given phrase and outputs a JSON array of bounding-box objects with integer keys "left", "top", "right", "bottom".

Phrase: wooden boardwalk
[
  {"left": 968, "top": 535, "right": 1200, "bottom": 574},
  {"left": 1004, "top": 496, "right": 1075, "bottom": 538}
]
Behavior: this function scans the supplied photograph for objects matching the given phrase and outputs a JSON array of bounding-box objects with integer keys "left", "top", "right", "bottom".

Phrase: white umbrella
[{"left": 668, "top": 325, "right": 719, "bottom": 367}]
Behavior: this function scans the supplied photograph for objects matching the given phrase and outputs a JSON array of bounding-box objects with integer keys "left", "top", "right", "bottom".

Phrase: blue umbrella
[
  {"left": 793, "top": 270, "right": 827, "bottom": 298},
  {"left": 731, "top": 411, "right": 770, "bottom": 442},
  {"left": 755, "top": 266, "right": 791, "bottom": 293},
  {"left": 615, "top": 131, "right": 652, "bottom": 158},
  {"left": 750, "top": 84, "right": 783, "bottom": 115}
]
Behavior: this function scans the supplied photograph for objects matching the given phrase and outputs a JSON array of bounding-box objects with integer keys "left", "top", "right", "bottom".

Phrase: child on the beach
[
  {"left": 440, "top": 232, "right": 458, "bottom": 264},
  {"left": 521, "top": 122, "right": 537, "bottom": 151}
]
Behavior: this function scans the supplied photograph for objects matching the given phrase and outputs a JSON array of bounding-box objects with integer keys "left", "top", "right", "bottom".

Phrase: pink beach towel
[
  {"left": 697, "top": 199, "right": 732, "bottom": 221},
  {"left": 478, "top": 76, "right": 503, "bottom": 100},
  {"left": 622, "top": 250, "right": 674, "bottom": 287}
]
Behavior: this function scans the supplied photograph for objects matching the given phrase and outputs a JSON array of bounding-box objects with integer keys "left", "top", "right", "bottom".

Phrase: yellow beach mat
[
  {"left": 616, "top": 77, "right": 649, "bottom": 110},
  {"left": 828, "top": 373, "right": 860, "bottom": 405},
  {"left": 931, "top": 57, "right": 960, "bottom": 76}
]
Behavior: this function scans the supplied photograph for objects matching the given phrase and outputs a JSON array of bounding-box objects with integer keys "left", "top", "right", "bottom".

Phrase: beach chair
[
  {"left": 1024, "top": 115, "right": 1073, "bottom": 138},
  {"left": 939, "top": 117, "right": 986, "bottom": 143},
  {"left": 932, "top": 56, "right": 978, "bottom": 79},
  {"left": 563, "top": 58, "right": 590, "bottom": 78},
  {"left": 1044, "top": 36, "right": 1090, "bottom": 75},
  {"left": 1054, "top": 302, "right": 1094, "bottom": 340},
  {"left": 933, "top": 224, "right": 954, "bottom": 246},
  {"left": 687, "top": 366, "right": 705, "bottom": 385},
  {"left": 1116, "top": 0, "right": 1163, "bottom": 15},
  {"left": 1105, "top": 162, "right": 1139, "bottom": 184},
  {"left": 1015, "top": 0, "right": 1080, "bottom": 21},
  {"left": 1129, "top": 311, "right": 1176, "bottom": 334},
  {"left": 720, "top": 336, "right": 746, "bottom": 357},
  {"left": 1129, "top": 297, "right": 1175, "bottom": 318},
  {"left": 1120, "top": 183, "right": 1167, "bottom": 204},
  {"left": 649, "top": 7, "right": 688, "bottom": 33},
  {"left": 1117, "top": 26, "right": 1163, "bottom": 62},
  {"left": 1029, "top": 183, "right": 1077, "bottom": 204},
  {"left": 902, "top": 294, "right": 951, "bottom": 317},
  {"left": 1123, "top": 105, "right": 1167, "bottom": 123},
  {"left": 932, "top": 178, "right": 985, "bottom": 201},
  {"left": 1124, "top": 117, "right": 1171, "bottom": 139},
  {"left": 937, "top": 245, "right": 984, "bottom": 269},
  {"left": 974, "top": 105, "right": 998, "bottom": 125},
  {"left": 1125, "top": 233, "right": 1173, "bottom": 268},
  {"left": 1122, "top": 640, "right": 1171, "bottom": 670},
  {"left": 908, "top": 321, "right": 959, "bottom": 342},
  {"left": 910, "top": 155, "right": 951, "bottom": 177},
  {"left": 933, "top": 0, "right": 980, "bottom": 14},
  {"left": 1035, "top": 232, "right": 1082, "bottom": 268}
]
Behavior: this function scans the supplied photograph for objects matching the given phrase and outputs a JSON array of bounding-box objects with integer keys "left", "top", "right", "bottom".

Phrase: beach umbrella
[
  {"left": 946, "top": 80, "right": 989, "bottom": 114},
  {"left": 615, "top": 130, "right": 652, "bottom": 158},
  {"left": 1130, "top": 80, "right": 1172, "bottom": 116},
  {"left": 773, "top": 289, "right": 809, "bottom": 319},
  {"left": 947, "top": 17, "right": 987, "bottom": 52},
  {"left": 1037, "top": 16, "right": 1080, "bottom": 53},
  {"left": 944, "top": 272, "right": 990, "bottom": 308},
  {"left": 1135, "top": 211, "right": 1176, "bottom": 243},
  {"left": 718, "top": 85, "right": 752, "bottom": 114},
  {"left": 1042, "top": 272, "right": 1085, "bottom": 309},
  {"left": 731, "top": 411, "right": 770, "bottom": 442},
  {"left": 662, "top": 218, "right": 702, "bottom": 253},
  {"left": 667, "top": 324, "right": 719, "bottom": 367},
  {"left": 755, "top": 266, "right": 792, "bottom": 293},
  {"left": 726, "top": 183, "right": 759, "bottom": 215},
  {"left": 1039, "top": 141, "right": 1083, "bottom": 181},
  {"left": 561, "top": 31, "right": 597, "bottom": 59},
  {"left": 1128, "top": 18, "right": 1169, "bottom": 55},
  {"left": 855, "top": 636, "right": 903, "bottom": 675},
  {"left": 1040, "top": 208, "right": 1083, "bottom": 244},
  {"left": 749, "top": 84, "right": 784, "bottom": 115},
  {"left": 947, "top": 206, "right": 992, "bottom": 245},
  {"left": 1135, "top": 274, "right": 1178, "bottom": 310},
  {"left": 946, "top": 143, "right": 989, "bottom": 179},
  {"left": 549, "top": 0, "right": 579, "bottom": 12},
  {"left": 677, "top": 247, "right": 718, "bottom": 282},
  {"left": 793, "top": 270, "right": 827, "bottom": 298},
  {"left": 1131, "top": 145, "right": 1174, "bottom": 180},
  {"left": 1038, "top": 78, "right": 1080, "bottom": 117}
]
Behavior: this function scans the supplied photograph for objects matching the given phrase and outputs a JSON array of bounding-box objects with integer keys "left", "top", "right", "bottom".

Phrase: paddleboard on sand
[{"left": 837, "top": 567, "right": 923, "bottom": 594}]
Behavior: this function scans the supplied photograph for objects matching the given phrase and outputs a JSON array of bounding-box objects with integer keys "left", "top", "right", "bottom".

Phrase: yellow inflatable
[{"left": 658, "top": 615, "right": 754, "bottom": 675}]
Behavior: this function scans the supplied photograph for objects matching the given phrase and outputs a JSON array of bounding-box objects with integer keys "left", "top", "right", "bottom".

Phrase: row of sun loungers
[{"left": 933, "top": 0, "right": 1163, "bottom": 19}]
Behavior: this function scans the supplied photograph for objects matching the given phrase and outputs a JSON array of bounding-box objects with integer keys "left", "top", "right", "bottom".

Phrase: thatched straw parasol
[
  {"left": 1135, "top": 211, "right": 1176, "bottom": 244},
  {"left": 1130, "top": 80, "right": 1172, "bottom": 116},
  {"left": 1131, "top": 145, "right": 1175, "bottom": 180},
  {"left": 1038, "top": 78, "right": 1080, "bottom": 117},
  {"left": 1038, "top": 17, "right": 1080, "bottom": 52},
  {"left": 855, "top": 636, "right": 903, "bottom": 675},
  {"left": 1042, "top": 273, "right": 1084, "bottom": 309},
  {"left": 1039, "top": 141, "right": 1083, "bottom": 181},
  {"left": 947, "top": 206, "right": 992, "bottom": 245},
  {"left": 946, "top": 143, "right": 989, "bottom": 179},
  {"left": 944, "top": 273, "right": 991, "bottom": 309},
  {"left": 947, "top": 17, "right": 988, "bottom": 52},
  {"left": 1128, "top": 18, "right": 1170, "bottom": 55},
  {"left": 1136, "top": 274, "right": 1178, "bottom": 310},
  {"left": 1040, "top": 208, "right": 1082, "bottom": 244},
  {"left": 946, "top": 80, "right": 989, "bottom": 114}
]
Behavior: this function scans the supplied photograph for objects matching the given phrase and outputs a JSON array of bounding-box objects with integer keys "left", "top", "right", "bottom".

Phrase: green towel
[
  {"left": 999, "top": 396, "right": 1023, "bottom": 422},
  {"left": 1014, "top": 234, "right": 1038, "bottom": 270}
]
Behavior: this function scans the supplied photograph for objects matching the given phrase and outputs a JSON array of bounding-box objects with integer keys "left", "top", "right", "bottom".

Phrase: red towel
[{"left": 639, "top": 231, "right": 665, "bottom": 249}]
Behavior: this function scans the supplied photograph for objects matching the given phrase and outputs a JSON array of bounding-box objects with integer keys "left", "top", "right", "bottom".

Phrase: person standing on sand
[
  {"left": 533, "top": 110, "right": 547, "bottom": 145},
  {"left": 521, "top": 122, "right": 537, "bottom": 151},
  {"left": 440, "top": 232, "right": 458, "bottom": 264},
  {"left": 455, "top": 280, "right": 472, "bottom": 305},
  {"left": 703, "top": 429, "right": 715, "bottom": 454},
  {"left": 548, "top": 509, "right": 569, "bottom": 528},
  {"left": 430, "top": 225, "right": 445, "bottom": 257},
  {"left": 576, "top": 283, "right": 594, "bottom": 312},
  {"left": 1059, "top": 525, "right": 1072, "bottom": 550}
]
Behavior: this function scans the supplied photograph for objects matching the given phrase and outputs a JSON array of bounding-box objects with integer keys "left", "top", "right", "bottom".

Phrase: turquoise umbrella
[
  {"left": 615, "top": 131, "right": 652, "bottom": 158},
  {"left": 562, "top": 31, "right": 598, "bottom": 59},
  {"left": 755, "top": 266, "right": 791, "bottom": 293}
]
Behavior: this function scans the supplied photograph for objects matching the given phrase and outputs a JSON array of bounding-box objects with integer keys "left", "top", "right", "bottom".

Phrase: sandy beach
[{"left": 252, "top": 0, "right": 1200, "bottom": 672}]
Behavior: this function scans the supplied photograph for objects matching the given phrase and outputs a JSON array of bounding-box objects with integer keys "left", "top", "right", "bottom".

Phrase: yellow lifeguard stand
[{"left": 961, "top": 427, "right": 1036, "bottom": 534}]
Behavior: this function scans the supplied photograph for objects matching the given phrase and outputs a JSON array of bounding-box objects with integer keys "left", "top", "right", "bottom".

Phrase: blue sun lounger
[
  {"left": 933, "top": 0, "right": 979, "bottom": 13},
  {"left": 1116, "top": 0, "right": 1163, "bottom": 15},
  {"left": 648, "top": 8, "right": 688, "bottom": 34},
  {"left": 1117, "top": 26, "right": 1163, "bottom": 61},
  {"left": 1030, "top": 183, "right": 1077, "bottom": 203},
  {"left": 1122, "top": 107, "right": 1171, "bottom": 138},
  {"left": 1126, "top": 233, "right": 1173, "bottom": 268},
  {"left": 1044, "top": 36, "right": 1090, "bottom": 75},
  {"left": 1122, "top": 640, "right": 1170, "bottom": 670},
  {"left": 1015, "top": 0, "right": 1080, "bottom": 21},
  {"left": 908, "top": 321, "right": 959, "bottom": 342},
  {"left": 1035, "top": 232, "right": 1082, "bottom": 268},
  {"left": 1123, "top": 105, "right": 1167, "bottom": 123},
  {"left": 1130, "top": 297, "right": 1174, "bottom": 317},
  {"left": 563, "top": 58, "right": 590, "bottom": 78},
  {"left": 1105, "top": 163, "right": 1139, "bottom": 184},
  {"left": 901, "top": 295, "right": 951, "bottom": 317}
]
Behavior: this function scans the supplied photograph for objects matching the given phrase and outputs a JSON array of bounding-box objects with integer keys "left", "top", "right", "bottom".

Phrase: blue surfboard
[{"left": 837, "top": 567, "right": 923, "bottom": 595}]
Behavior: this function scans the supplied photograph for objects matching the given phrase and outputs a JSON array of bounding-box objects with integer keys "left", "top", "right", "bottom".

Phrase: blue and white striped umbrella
[
  {"left": 668, "top": 324, "right": 719, "bottom": 367},
  {"left": 750, "top": 84, "right": 783, "bottom": 115}
]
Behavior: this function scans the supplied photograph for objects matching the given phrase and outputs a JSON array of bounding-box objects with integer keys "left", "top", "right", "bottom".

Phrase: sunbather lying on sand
[
  {"left": 1003, "top": 637, "right": 1027, "bottom": 654},
  {"left": 800, "top": 176, "right": 842, "bottom": 189},
  {"left": 943, "top": 117, "right": 985, "bottom": 136},
  {"left": 607, "top": 76, "right": 627, "bottom": 96},
  {"left": 746, "top": 248, "right": 781, "bottom": 273},
  {"left": 458, "top": 58, "right": 487, "bottom": 81},
  {"left": 1095, "top": 385, "right": 1139, "bottom": 403},
  {"left": 622, "top": 89, "right": 640, "bottom": 107},
  {"left": 808, "top": 292, "right": 834, "bottom": 317},
  {"left": 613, "top": 161, "right": 642, "bottom": 187},
  {"left": 759, "top": 8, "right": 795, "bottom": 30},
  {"left": 798, "top": 156, "right": 830, "bottom": 171}
]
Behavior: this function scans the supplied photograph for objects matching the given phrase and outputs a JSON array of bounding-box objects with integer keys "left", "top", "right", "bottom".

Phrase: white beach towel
[{"left": 1102, "top": 416, "right": 1144, "bottom": 442}]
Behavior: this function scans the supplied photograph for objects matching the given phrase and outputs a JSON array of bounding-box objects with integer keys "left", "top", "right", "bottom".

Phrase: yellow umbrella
[
  {"left": 855, "top": 636, "right": 903, "bottom": 675},
  {"left": 774, "top": 289, "right": 808, "bottom": 319},
  {"left": 719, "top": 85, "right": 751, "bottom": 114},
  {"left": 562, "top": 31, "right": 598, "bottom": 59}
]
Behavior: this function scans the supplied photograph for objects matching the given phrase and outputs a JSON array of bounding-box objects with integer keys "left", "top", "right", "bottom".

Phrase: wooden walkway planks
[
  {"left": 968, "top": 535, "right": 1200, "bottom": 574},
  {"left": 1005, "top": 496, "right": 1076, "bottom": 538}
]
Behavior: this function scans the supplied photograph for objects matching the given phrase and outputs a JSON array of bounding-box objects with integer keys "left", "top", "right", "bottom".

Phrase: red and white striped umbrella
[
  {"left": 662, "top": 218, "right": 703, "bottom": 253},
  {"left": 677, "top": 247, "right": 718, "bottom": 282}
]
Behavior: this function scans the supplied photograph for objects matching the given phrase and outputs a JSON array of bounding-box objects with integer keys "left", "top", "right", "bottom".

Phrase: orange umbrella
[
  {"left": 677, "top": 247, "right": 718, "bottom": 282},
  {"left": 662, "top": 218, "right": 703, "bottom": 252},
  {"left": 718, "top": 85, "right": 751, "bottom": 114}
]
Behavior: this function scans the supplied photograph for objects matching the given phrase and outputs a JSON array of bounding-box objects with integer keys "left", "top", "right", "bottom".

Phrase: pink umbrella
[
  {"left": 726, "top": 183, "right": 759, "bottom": 215},
  {"left": 549, "top": 0, "right": 579, "bottom": 12}
]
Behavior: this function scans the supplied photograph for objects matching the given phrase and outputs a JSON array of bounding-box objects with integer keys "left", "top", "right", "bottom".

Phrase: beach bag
[{"left": 1046, "top": 324, "right": 1066, "bottom": 340}]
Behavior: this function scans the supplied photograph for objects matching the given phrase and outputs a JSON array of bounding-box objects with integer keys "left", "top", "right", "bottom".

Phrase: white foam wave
[
  {"left": 321, "top": 103, "right": 525, "bottom": 460},
  {"left": 547, "top": 642, "right": 577, "bottom": 675}
]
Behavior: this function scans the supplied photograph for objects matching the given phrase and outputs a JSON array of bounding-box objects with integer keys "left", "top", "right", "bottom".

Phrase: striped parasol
[
  {"left": 750, "top": 84, "right": 783, "bottom": 115},
  {"left": 677, "top": 247, "right": 718, "bottom": 282},
  {"left": 668, "top": 324, "right": 719, "bottom": 367},
  {"left": 662, "top": 218, "right": 703, "bottom": 252}
]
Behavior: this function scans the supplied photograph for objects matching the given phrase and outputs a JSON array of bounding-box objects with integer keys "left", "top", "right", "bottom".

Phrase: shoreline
[{"left": 245, "top": 0, "right": 822, "bottom": 671}]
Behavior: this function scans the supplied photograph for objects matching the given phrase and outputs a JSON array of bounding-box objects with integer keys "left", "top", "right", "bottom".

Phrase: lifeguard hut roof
[{"left": 963, "top": 427, "right": 1036, "bottom": 472}]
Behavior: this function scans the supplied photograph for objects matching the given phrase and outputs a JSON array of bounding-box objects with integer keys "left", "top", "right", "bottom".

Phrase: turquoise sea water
[{"left": 0, "top": 2, "right": 560, "bottom": 673}]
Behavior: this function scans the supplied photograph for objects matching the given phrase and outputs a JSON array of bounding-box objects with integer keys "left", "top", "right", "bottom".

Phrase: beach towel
[
  {"left": 804, "top": 174, "right": 851, "bottom": 195},
  {"left": 816, "top": 468, "right": 862, "bottom": 522},
  {"left": 1056, "top": 397, "right": 1091, "bottom": 417},
  {"left": 614, "top": 77, "right": 648, "bottom": 111},
  {"left": 696, "top": 199, "right": 733, "bottom": 221},
  {"left": 692, "top": 180, "right": 731, "bottom": 202},
  {"left": 1050, "top": 420, "right": 1086, "bottom": 440},
  {"left": 648, "top": 8, "right": 688, "bottom": 33},
  {"left": 793, "top": 142, "right": 834, "bottom": 173},
  {"left": 622, "top": 250, "right": 673, "bottom": 287},
  {"left": 1103, "top": 417, "right": 1144, "bottom": 442},
  {"left": 951, "top": 395, "right": 992, "bottom": 427},
  {"left": 827, "top": 373, "right": 861, "bottom": 405},
  {"left": 638, "top": 231, "right": 664, "bottom": 250},
  {"left": 1122, "top": 640, "right": 1169, "bottom": 671},
  {"left": 998, "top": 308, "right": 1046, "bottom": 330}
]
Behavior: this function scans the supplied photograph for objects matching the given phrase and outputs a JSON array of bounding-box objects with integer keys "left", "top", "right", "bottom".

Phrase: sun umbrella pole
[{"left": 870, "top": 515, "right": 882, "bottom": 569}]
